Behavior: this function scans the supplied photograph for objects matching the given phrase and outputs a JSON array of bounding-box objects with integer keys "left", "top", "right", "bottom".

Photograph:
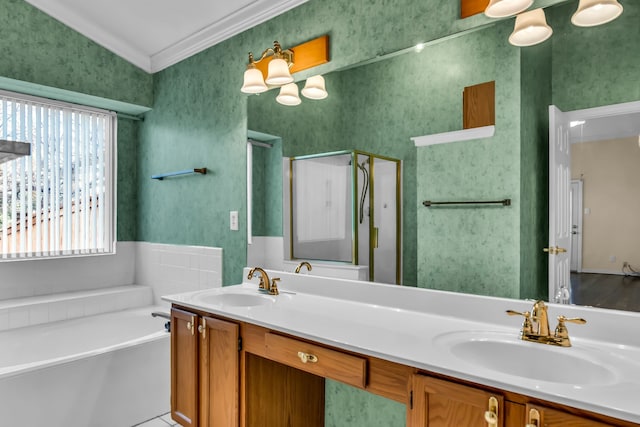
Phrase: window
[{"left": 0, "top": 90, "right": 116, "bottom": 259}]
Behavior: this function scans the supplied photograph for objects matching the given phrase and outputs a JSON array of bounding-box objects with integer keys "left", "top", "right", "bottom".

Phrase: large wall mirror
[{"left": 246, "top": 1, "right": 640, "bottom": 312}]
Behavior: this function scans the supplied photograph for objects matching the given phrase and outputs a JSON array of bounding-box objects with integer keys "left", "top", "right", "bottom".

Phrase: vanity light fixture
[
  {"left": 485, "top": 0, "right": 533, "bottom": 18},
  {"left": 240, "top": 39, "right": 329, "bottom": 106},
  {"left": 571, "top": 0, "right": 624, "bottom": 27},
  {"left": 508, "top": 8, "right": 553, "bottom": 47}
]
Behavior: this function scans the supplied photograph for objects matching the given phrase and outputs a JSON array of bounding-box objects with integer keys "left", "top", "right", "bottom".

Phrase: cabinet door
[
  {"left": 171, "top": 308, "right": 200, "bottom": 427},
  {"left": 525, "top": 404, "right": 613, "bottom": 427},
  {"left": 199, "top": 316, "right": 240, "bottom": 427},
  {"left": 409, "top": 375, "right": 505, "bottom": 427}
]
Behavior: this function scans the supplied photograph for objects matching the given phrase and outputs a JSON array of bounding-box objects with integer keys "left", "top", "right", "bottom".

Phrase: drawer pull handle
[
  {"left": 297, "top": 351, "right": 318, "bottom": 364},
  {"left": 526, "top": 408, "right": 540, "bottom": 427},
  {"left": 484, "top": 396, "right": 498, "bottom": 426}
]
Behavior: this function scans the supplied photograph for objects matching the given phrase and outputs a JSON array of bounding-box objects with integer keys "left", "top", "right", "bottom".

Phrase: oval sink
[
  {"left": 196, "top": 292, "right": 275, "bottom": 307},
  {"left": 436, "top": 331, "right": 616, "bottom": 385}
]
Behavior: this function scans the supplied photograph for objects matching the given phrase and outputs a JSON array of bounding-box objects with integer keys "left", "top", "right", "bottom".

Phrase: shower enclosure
[{"left": 286, "top": 150, "right": 401, "bottom": 284}]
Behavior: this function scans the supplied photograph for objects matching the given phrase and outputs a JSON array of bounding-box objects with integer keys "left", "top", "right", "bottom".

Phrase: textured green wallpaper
[
  {"left": 550, "top": 0, "right": 640, "bottom": 111},
  {"left": 325, "top": 380, "right": 405, "bottom": 427},
  {"left": 251, "top": 139, "right": 283, "bottom": 237},
  {"left": 117, "top": 118, "right": 139, "bottom": 241},
  {"left": 416, "top": 22, "right": 522, "bottom": 298},
  {"left": 0, "top": 0, "right": 152, "bottom": 107},
  {"left": 519, "top": 44, "right": 551, "bottom": 301}
]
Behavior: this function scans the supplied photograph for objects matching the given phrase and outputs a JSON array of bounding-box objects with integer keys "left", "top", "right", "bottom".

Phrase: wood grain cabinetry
[
  {"left": 171, "top": 304, "right": 637, "bottom": 427},
  {"left": 171, "top": 308, "right": 239, "bottom": 427},
  {"left": 409, "top": 375, "right": 505, "bottom": 427}
]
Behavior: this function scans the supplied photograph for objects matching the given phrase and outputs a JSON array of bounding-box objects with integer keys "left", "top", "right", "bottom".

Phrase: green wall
[{"left": 0, "top": 0, "right": 152, "bottom": 241}]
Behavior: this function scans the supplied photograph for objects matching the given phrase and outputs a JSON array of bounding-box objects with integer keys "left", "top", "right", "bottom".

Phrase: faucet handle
[
  {"left": 555, "top": 315, "right": 586, "bottom": 339},
  {"left": 506, "top": 310, "right": 533, "bottom": 335},
  {"left": 269, "top": 278, "right": 280, "bottom": 296}
]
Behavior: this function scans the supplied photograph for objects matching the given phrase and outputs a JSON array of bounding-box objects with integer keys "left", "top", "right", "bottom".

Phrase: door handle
[{"left": 543, "top": 246, "right": 567, "bottom": 255}]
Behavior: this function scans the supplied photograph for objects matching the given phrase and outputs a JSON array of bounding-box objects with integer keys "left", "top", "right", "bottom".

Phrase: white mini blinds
[{"left": 0, "top": 90, "right": 116, "bottom": 259}]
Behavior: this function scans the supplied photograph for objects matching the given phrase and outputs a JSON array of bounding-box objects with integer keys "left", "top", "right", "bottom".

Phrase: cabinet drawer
[{"left": 265, "top": 333, "right": 367, "bottom": 389}]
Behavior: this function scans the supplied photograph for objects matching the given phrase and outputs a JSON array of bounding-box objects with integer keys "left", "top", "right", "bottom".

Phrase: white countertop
[{"left": 163, "top": 269, "right": 640, "bottom": 424}]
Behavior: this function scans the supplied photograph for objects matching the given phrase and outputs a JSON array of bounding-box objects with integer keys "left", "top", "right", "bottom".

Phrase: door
[
  {"left": 371, "top": 157, "right": 400, "bottom": 284},
  {"left": 171, "top": 308, "right": 199, "bottom": 427},
  {"left": 199, "top": 316, "right": 240, "bottom": 427},
  {"left": 548, "top": 105, "right": 572, "bottom": 304},
  {"left": 570, "top": 180, "right": 583, "bottom": 272},
  {"left": 409, "top": 375, "right": 504, "bottom": 427}
]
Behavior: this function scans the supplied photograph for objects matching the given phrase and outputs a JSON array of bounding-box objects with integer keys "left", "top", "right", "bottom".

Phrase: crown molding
[
  {"left": 24, "top": 0, "right": 152, "bottom": 72},
  {"left": 149, "top": 0, "right": 310, "bottom": 73}
]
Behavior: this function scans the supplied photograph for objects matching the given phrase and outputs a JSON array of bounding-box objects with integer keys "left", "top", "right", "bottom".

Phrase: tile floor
[{"left": 134, "top": 412, "right": 178, "bottom": 426}]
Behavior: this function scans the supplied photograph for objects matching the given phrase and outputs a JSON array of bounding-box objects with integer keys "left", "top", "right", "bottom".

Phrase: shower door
[{"left": 290, "top": 153, "right": 354, "bottom": 262}]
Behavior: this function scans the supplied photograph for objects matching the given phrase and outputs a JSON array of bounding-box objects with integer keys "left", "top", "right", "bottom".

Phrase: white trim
[
  {"left": 150, "top": 0, "right": 310, "bottom": 73},
  {"left": 580, "top": 269, "right": 625, "bottom": 276},
  {"left": 565, "top": 100, "right": 640, "bottom": 121},
  {"left": 411, "top": 125, "right": 495, "bottom": 147},
  {"left": 570, "top": 179, "right": 583, "bottom": 273}
]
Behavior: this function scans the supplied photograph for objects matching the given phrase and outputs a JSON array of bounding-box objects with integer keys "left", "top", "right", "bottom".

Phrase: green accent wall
[{"left": 251, "top": 138, "right": 283, "bottom": 237}]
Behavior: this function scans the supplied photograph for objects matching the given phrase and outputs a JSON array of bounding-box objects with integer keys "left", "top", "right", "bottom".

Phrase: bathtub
[{"left": 0, "top": 306, "right": 170, "bottom": 427}]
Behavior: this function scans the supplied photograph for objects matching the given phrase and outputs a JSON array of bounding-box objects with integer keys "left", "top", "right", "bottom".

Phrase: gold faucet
[
  {"left": 506, "top": 300, "right": 586, "bottom": 347},
  {"left": 247, "top": 267, "right": 280, "bottom": 295},
  {"left": 294, "top": 261, "right": 312, "bottom": 274}
]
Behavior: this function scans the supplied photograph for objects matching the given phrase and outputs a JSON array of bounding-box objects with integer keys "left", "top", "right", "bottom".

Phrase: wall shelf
[
  {"left": 411, "top": 125, "right": 495, "bottom": 147},
  {"left": 151, "top": 168, "right": 206, "bottom": 180}
]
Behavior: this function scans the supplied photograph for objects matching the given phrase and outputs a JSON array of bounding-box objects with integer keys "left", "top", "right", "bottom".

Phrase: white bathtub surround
[
  {"left": 135, "top": 242, "right": 223, "bottom": 306},
  {"left": 165, "top": 269, "right": 640, "bottom": 424},
  {"left": 0, "top": 306, "right": 170, "bottom": 427},
  {"left": 0, "top": 241, "right": 136, "bottom": 301},
  {"left": 0, "top": 285, "right": 152, "bottom": 331}
]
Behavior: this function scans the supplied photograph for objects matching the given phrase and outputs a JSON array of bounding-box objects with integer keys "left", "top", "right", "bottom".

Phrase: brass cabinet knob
[
  {"left": 297, "top": 351, "right": 318, "bottom": 364},
  {"left": 526, "top": 408, "right": 541, "bottom": 427},
  {"left": 484, "top": 396, "right": 499, "bottom": 426}
]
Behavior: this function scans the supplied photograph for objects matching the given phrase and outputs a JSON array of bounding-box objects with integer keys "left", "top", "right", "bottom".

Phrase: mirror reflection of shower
[{"left": 287, "top": 150, "right": 401, "bottom": 284}]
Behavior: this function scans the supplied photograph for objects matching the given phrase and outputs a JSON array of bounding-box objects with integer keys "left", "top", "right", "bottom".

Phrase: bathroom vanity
[{"left": 164, "top": 270, "right": 640, "bottom": 427}]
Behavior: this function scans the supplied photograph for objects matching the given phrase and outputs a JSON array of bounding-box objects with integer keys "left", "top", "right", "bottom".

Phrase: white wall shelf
[{"left": 411, "top": 125, "right": 495, "bottom": 147}]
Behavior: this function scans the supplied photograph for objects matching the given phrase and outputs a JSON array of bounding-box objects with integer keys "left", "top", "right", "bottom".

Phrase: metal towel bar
[{"left": 423, "top": 199, "right": 511, "bottom": 207}]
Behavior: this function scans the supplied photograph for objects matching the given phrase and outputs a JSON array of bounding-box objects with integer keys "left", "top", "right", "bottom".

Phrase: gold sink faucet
[
  {"left": 247, "top": 267, "right": 279, "bottom": 295},
  {"left": 295, "top": 261, "right": 312, "bottom": 274},
  {"left": 507, "top": 300, "right": 586, "bottom": 347}
]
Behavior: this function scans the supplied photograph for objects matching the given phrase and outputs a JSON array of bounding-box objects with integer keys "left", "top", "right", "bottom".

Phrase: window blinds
[{"left": 0, "top": 90, "right": 116, "bottom": 259}]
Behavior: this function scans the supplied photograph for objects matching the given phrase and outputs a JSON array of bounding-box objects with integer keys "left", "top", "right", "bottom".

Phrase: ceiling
[
  {"left": 24, "top": 0, "right": 309, "bottom": 74},
  {"left": 570, "top": 112, "right": 640, "bottom": 144}
]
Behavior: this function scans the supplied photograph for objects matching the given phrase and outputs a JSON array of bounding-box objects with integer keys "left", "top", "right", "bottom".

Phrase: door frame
[
  {"left": 570, "top": 179, "right": 583, "bottom": 273},
  {"left": 549, "top": 100, "right": 640, "bottom": 301}
]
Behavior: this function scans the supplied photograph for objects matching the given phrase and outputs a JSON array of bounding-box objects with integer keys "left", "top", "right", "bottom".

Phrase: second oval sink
[{"left": 435, "top": 331, "right": 617, "bottom": 385}]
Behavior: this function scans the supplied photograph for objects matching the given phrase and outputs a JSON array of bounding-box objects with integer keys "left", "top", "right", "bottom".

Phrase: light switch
[{"left": 230, "top": 211, "right": 239, "bottom": 231}]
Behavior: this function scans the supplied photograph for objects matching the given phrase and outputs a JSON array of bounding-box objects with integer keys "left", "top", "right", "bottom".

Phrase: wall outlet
[{"left": 230, "top": 211, "right": 239, "bottom": 231}]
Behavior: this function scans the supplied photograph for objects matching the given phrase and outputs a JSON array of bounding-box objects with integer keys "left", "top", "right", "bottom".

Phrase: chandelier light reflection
[
  {"left": 240, "top": 40, "right": 328, "bottom": 106},
  {"left": 483, "top": 0, "right": 624, "bottom": 47}
]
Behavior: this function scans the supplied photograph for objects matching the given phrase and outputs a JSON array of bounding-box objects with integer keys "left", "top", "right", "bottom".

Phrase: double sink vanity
[{"left": 164, "top": 268, "right": 640, "bottom": 427}]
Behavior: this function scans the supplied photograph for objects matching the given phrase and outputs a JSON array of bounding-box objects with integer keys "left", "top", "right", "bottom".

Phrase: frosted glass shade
[
  {"left": 241, "top": 68, "right": 268, "bottom": 94},
  {"left": 265, "top": 58, "right": 294, "bottom": 86},
  {"left": 509, "top": 8, "right": 553, "bottom": 47},
  {"left": 301, "top": 75, "right": 328, "bottom": 100},
  {"left": 276, "top": 83, "right": 301, "bottom": 106},
  {"left": 485, "top": 0, "right": 533, "bottom": 18},
  {"left": 571, "top": 0, "right": 623, "bottom": 27}
]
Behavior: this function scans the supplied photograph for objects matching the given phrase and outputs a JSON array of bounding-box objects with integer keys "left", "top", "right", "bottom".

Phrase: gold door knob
[{"left": 543, "top": 246, "right": 567, "bottom": 255}]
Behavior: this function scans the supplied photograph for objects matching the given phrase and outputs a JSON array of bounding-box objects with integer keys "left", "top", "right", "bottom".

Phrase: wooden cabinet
[
  {"left": 409, "top": 375, "right": 505, "bottom": 427},
  {"left": 171, "top": 304, "right": 637, "bottom": 427},
  {"left": 171, "top": 308, "right": 239, "bottom": 427}
]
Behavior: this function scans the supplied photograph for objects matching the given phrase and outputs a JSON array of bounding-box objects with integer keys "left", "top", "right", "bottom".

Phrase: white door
[
  {"left": 548, "top": 105, "right": 572, "bottom": 304},
  {"left": 570, "top": 180, "right": 583, "bottom": 273}
]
